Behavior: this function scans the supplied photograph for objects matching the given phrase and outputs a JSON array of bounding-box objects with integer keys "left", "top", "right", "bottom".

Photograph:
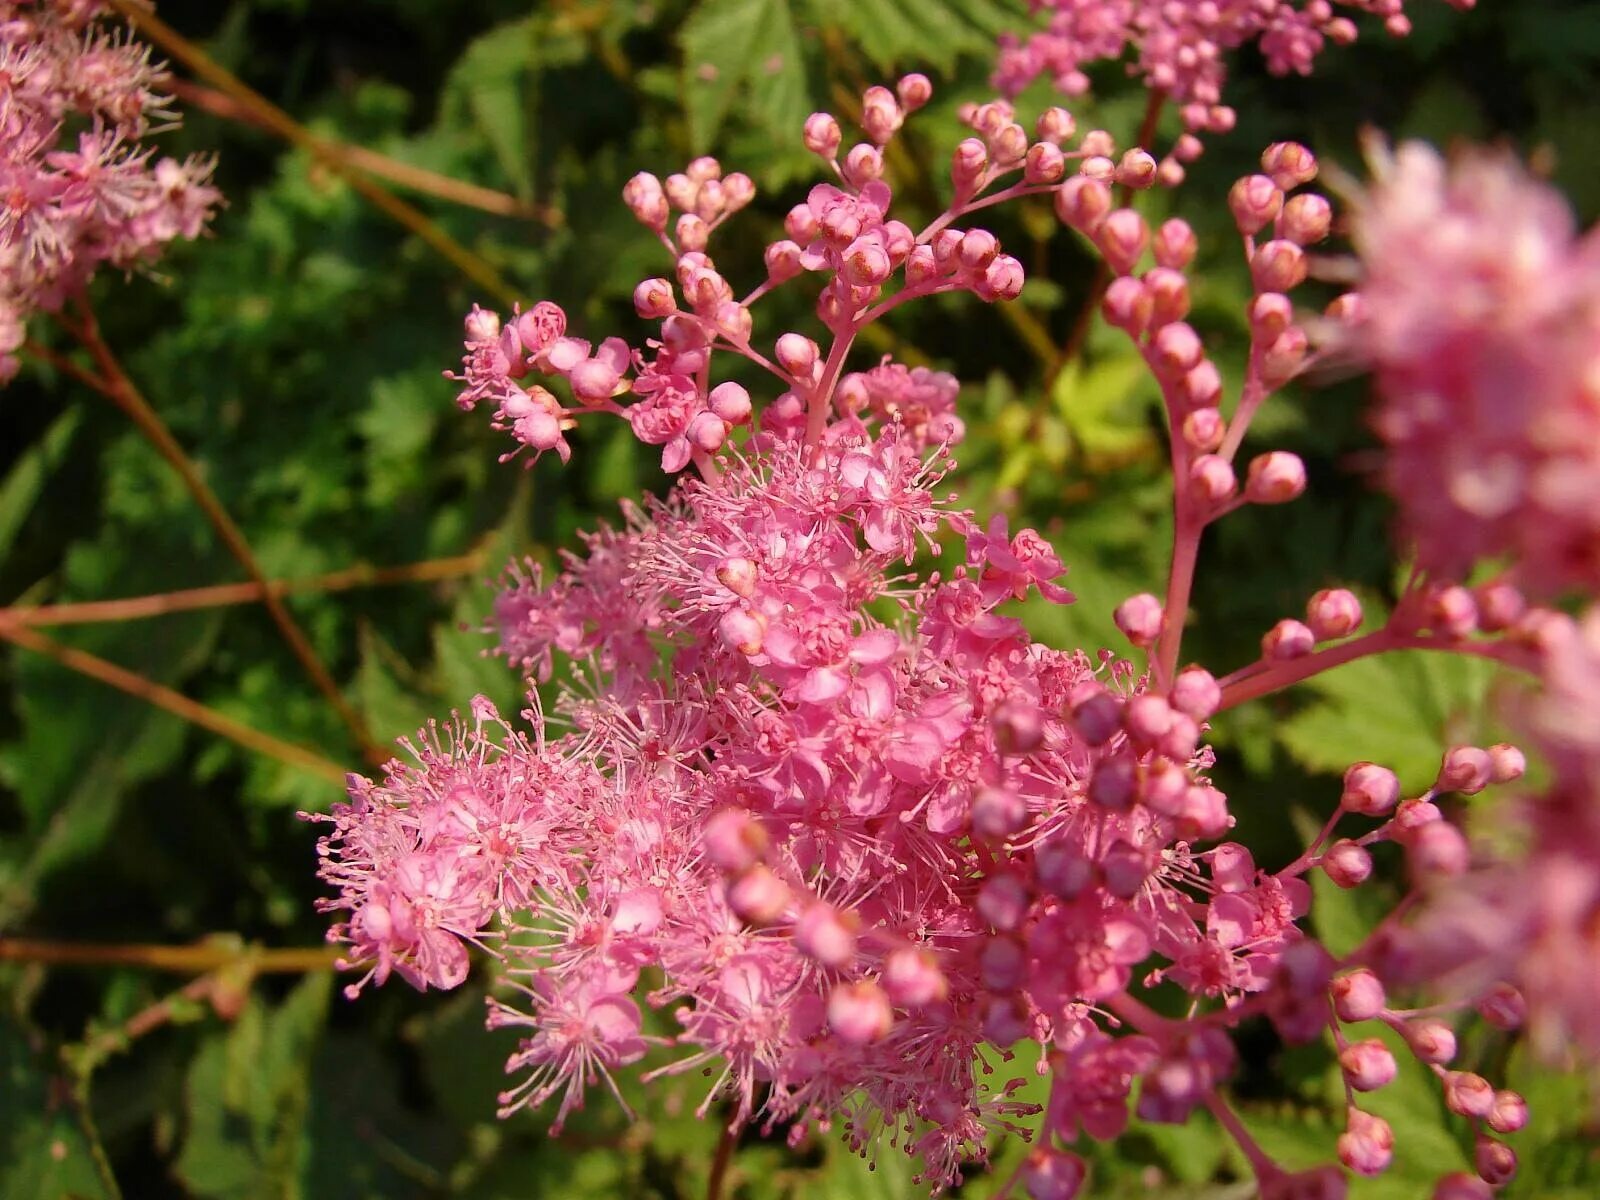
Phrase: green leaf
[
  {"left": 443, "top": 18, "right": 541, "bottom": 198},
  {"left": 809, "top": 0, "right": 1023, "bottom": 73},
  {"left": 0, "top": 408, "right": 82, "bottom": 563},
  {"left": 0, "top": 1024, "right": 115, "bottom": 1200},
  {"left": 680, "top": 0, "right": 808, "bottom": 151},
  {"left": 1276, "top": 650, "right": 1500, "bottom": 787}
]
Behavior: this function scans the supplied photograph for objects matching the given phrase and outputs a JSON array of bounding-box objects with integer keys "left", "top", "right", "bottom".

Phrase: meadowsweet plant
[{"left": 310, "top": 5, "right": 1599, "bottom": 1197}]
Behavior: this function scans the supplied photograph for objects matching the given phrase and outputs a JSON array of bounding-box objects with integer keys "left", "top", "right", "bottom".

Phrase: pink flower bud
[
  {"left": 1486, "top": 1089, "right": 1528, "bottom": 1134},
  {"left": 1182, "top": 409, "right": 1226, "bottom": 452},
  {"left": 1170, "top": 666, "right": 1221, "bottom": 720},
  {"left": 1189, "top": 455, "right": 1237, "bottom": 504},
  {"left": 1340, "top": 1038, "right": 1398, "bottom": 1091},
  {"left": 1153, "top": 218, "right": 1198, "bottom": 269},
  {"left": 1474, "top": 1138, "right": 1517, "bottom": 1188},
  {"left": 785, "top": 203, "right": 819, "bottom": 244},
  {"left": 952, "top": 138, "right": 989, "bottom": 196},
  {"left": 1229, "top": 174, "right": 1283, "bottom": 235},
  {"left": 981, "top": 994, "right": 1030, "bottom": 1048},
  {"left": 1477, "top": 983, "right": 1526, "bottom": 1030},
  {"left": 1117, "top": 148, "right": 1157, "bottom": 189},
  {"left": 1097, "top": 208, "right": 1148, "bottom": 275},
  {"left": 979, "top": 935, "right": 1027, "bottom": 989},
  {"left": 1322, "top": 840, "right": 1373, "bottom": 888},
  {"left": 722, "top": 172, "right": 755, "bottom": 211},
  {"left": 991, "top": 123, "right": 1029, "bottom": 167},
  {"left": 1101, "top": 276, "right": 1151, "bottom": 335},
  {"left": 1486, "top": 743, "right": 1525, "bottom": 784},
  {"left": 883, "top": 947, "right": 947, "bottom": 1006},
  {"left": 1211, "top": 843, "right": 1256, "bottom": 892},
  {"left": 1034, "top": 106, "right": 1076, "bottom": 144},
  {"left": 664, "top": 172, "right": 697, "bottom": 211},
  {"left": 1259, "top": 327, "right": 1309, "bottom": 389},
  {"left": 1428, "top": 585, "right": 1478, "bottom": 638},
  {"left": 1437, "top": 746, "right": 1492, "bottom": 795},
  {"left": 958, "top": 228, "right": 999, "bottom": 272},
  {"left": 1405, "top": 1018, "right": 1457, "bottom": 1065},
  {"left": 1141, "top": 756, "right": 1189, "bottom": 816},
  {"left": 713, "top": 300, "right": 751, "bottom": 341},
  {"left": 795, "top": 902, "right": 858, "bottom": 966},
  {"left": 775, "top": 332, "right": 820, "bottom": 378},
  {"left": 1054, "top": 175, "right": 1111, "bottom": 233},
  {"left": 841, "top": 235, "right": 892, "bottom": 286},
  {"left": 1443, "top": 1071, "right": 1495, "bottom": 1118},
  {"left": 860, "top": 85, "right": 903, "bottom": 145},
  {"left": 1021, "top": 1147, "right": 1087, "bottom": 1200},
  {"left": 1262, "top": 141, "right": 1318, "bottom": 189},
  {"left": 1263, "top": 1166, "right": 1346, "bottom": 1200},
  {"left": 1145, "top": 268, "right": 1191, "bottom": 327},
  {"left": 803, "top": 112, "right": 842, "bottom": 157},
  {"left": 1280, "top": 192, "right": 1332, "bottom": 245},
  {"left": 1251, "top": 239, "right": 1308, "bottom": 293},
  {"left": 1024, "top": 141, "right": 1066, "bottom": 184},
  {"left": 1249, "top": 291, "right": 1294, "bottom": 342},
  {"left": 1408, "top": 820, "right": 1470, "bottom": 878},
  {"left": 1393, "top": 797, "right": 1441, "bottom": 837},
  {"left": 633, "top": 277, "right": 676, "bottom": 318},
  {"left": 1474, "top": 582, "right": 1525, "bottom": 632},
  {"left": 707, "top": 809, "right": 768, "bottom": 876},
  {"left": 464, "top": 305, "right": 501, "bottom": 341},
  {"left": 1151, "top": 321, "right": 1203, "bottom": 375},
  {"left": 1088, "top": 751, "right": 1138, "bottom": 811},
  {"left": 1123, "top": 694, "right": 1175, "bottom": 750},
  {"left": 1035, "top": 840, "right": 1095, "bottom": 898},
  {"left": 1307, "top": 589, "right": 1363, "bottom": 640},
  {"left": 714, "top": 555, "right": 757, "bottom": 597},
  {"left": 1102, "top": 840, "right": 1152, "bottom": 899},
  {"left": 971, "top": 786, "right": 1027, "bottom": 840},
  {"left": 828, "top": 980, "right": 892, "bottom": 1044},
  {"left": 1114, "top": 593, "right": 1164, "bottom": 648},
  {"left": 718, "top": 608, "right": 765, "bottom": 655},
  {"left": 1263, "top": 618, "right": 1315, "bottom": 660},
  {"left": 1246, "top": 451, "right": 1306, "bottom": 504},
  {"left": 1069, "top": 687, "right": 1123, "bottom": 745},
  {"left": 569, "top": 357, "right": 622, "bottom": 402},
  {"left": 905, "top": 244, "right": 939, "bottom": 285},
  {"left": 1158, "top": 713, "right": 1200, "bottom": 762},
  {"left": 685, "top": 156, "right": 720, "bottom": 183},
  {"left": 676, "top": 212, "right": 709, "bottom": 252},
  {"left": 896, "top": 73, "right": 932, "bottom": 111},
  {"left": 1178, "top": 783, "right": 1233, "bottom": 841},
  {"left": 694, "top": 178, "right": 727, "bottom": 220},
  {"left": 1433, "top": 1173, "right": 1491, "bottom": 1200},
  {"left": 1342, "top": 762, "right": 1400, "bottom": 816},
  {"left": 727, "top": 864, "right": 789, "bottom": 923},
  {"left": 686, "top": 411, "right": 729, "bottom": 453},
  {"left": 1332, "top": 969, "right": 1387, "bottom": 1022},
  {"left": 708, "top": 381, "right": 752, "bottom": 425},
  {"left": 763, "top": 238, "right": 804, "bottom": 282},
  {"left": 977, "top": 874, "right": 1031, "bottom": 931},
  {"left": 992, "top": 699, "right": 1044, "bottom": 754},
  {"left": 1338, "top": 1108, "right": 1394, "bottom": 1177},
  {"left": 623, "top": 171, "right": 669, "bottom": 229}
]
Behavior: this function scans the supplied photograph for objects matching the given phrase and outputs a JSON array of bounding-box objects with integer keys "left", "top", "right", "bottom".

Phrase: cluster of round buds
[
  {"left": 622, "top": 156, "right": 756, "bottom": 252},
  {"left": 1326, "top": 966, "right": 1529, "bottom": 1191}
]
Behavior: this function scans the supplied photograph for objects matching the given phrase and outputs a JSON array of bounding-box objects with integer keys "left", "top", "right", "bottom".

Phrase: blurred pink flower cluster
[{"left": 0, "top": 0, "right": 220, "bottom": 380}]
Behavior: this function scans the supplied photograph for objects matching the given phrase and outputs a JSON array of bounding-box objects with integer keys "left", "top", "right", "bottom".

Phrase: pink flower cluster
[
  {"left": 995, "top": 1, "right": 1475, "bottom": 139},
  {"left": 1344, "top": 140, "right": 1600, "bottom": 597},
  {"left": 0, "top": 0, "right": 220, "bottom": 381},
  {"left": 320, "top": 39, "right": 1584, "bottom": 1200}
]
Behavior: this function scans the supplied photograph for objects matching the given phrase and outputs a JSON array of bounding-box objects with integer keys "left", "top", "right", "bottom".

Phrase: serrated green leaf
[
  {"left": 681, "top": 0, "right": 808, "bottom": 150},
  {"left": 444, "top": 18, "right": 541, "bottom": 198},
  {"left": 0, "top": 1023, "right": 114, "bottom": 1200}
]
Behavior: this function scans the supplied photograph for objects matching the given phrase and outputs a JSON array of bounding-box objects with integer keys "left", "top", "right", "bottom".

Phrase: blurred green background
[{"left": 2, "top": 1, "right": 1598, "bottom": 1195}]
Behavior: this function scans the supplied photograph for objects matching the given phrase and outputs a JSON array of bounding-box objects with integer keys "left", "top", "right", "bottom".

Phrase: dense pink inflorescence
[
  {"left": 316, "top": 30, "right": 1579, "bottom": 1195},
  {"left": 1344, "top": 141, "right": 1600, "bottom": 597},
  {"left": 0, "top": 1, "right": 221, "bottom": 381}
]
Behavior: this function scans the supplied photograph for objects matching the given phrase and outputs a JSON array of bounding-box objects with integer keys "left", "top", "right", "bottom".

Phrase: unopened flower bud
[
  {"left": 1340, "top": 1039, "right": 1398, "bottom": 1091},
  {"left": 1153, "top": 218, "right": 1198, "bottom": 269},
  {"left": 979, "top": 935, "right": 1027, "bottom": 989},
  {"left": 1443, "top": 1071, "right": 1495, "bottom": 1118},
  {"left": 1021, "top": 1147, "right": 1087, "bottom": 1200},
  {"left": 1054, "top": 175, "right": 1111, "bottom": 233},
  {"left": 896, "top": 73, "right": 932, "bottom": 111},
  {"left": 1097, "top": 208, "right": 1148, "bottom": 275},
  {"left": 1251, "top": 239, "right": 1308, "bottom": 293},
  {"left": 1263, "top": 618, "right": 1315, "bottom": 660},
  {"left": 992, "top": 699, "right": 1044, "bottom": 754},
  {"left": 1474, "top": 581, "right": 1525, "bottom": 631},
  {"left": 1123, "top": 694, "right": 1174, "bottom": 750},
  {"left": 1179, "top": 783, "right": 1233, "bottom": 841},
  {"left": 1210, "top": 842, "right": 1255, "bottom": 892},
  {"left": 803, "top": 112, "right": 842, "bottom": 157},
  {"left": 828, "top": 980, "right": 892, "bottom": 1044},
  {"left": 1477, "top": 982, "right": 1526, "bottom": 1030},
  {"left": 676, "top": 212, "right": 709, "bottom": 252},
  {"left": 464, "top": 305, "right": 501, "bottom": 342},
  {"left": 1428, "top": 584, "right": 1478, "bottom": 638},
  {"left": 1405, "top": 1018, "right": 1457, "bottom": 1065},
  {"left": 1035, "top": 840, "right": 1095, "bottom": 898},
  {"left": 1088, "top": 751, "right": 1138, "bottom": 811},
  {"left": 1438, "top": 746, "right": 1492, "bottom": 795},
  {"left": 728, "top": 864, "right": 789, "bottom": 923},
  {"left": 981, "top": 994, "right": 1030, "bottom": 1048},
  {"left": 1433, "top": 1173, "right": 1491, "bottom": 1200},
  {"left": 1332, "top": 969, "right": 1386, "bottom": 1022},
  {"left": 1246, "top": 451, "right": 1306, "bottom": 503},
  {"left": 1307, "top": 589, "right": 1363, "bottom": 640},
  {"left": 860, "top": 85, "right": 903, "bottom": 144},
  {"left": 1114, "top": 593, "right": 1164, "bottom": 648},
  {"left": 708, "top": 381, "right": 752, "bottom": 425},
  {"left": 1182, "top": 409, "right": 1226, "bottom": 452},
  {"left": 713, "top": 300, "right": 752, "bottom": 341},
  {"left": 1342, "top": 762, "right": 1399, "bottom": 816},
  {"left": 633, "top": 277, "right": 676, "bottom": 318},
  {"left": 1117, "top": 148, "right": 1157, "bottom": 189},
  {"left": 1262, "top": 141, "right": 1318, "bottom": 189},
  {"left": 686, "top": 410, "right": 729, "bottom": 453},
  {"left": 1259, "top": 327, "right": 1309, "bottom": 389},
  {"left": 1189, "top": 455, "right": 1237, "bottom": 504},
  {"left": 764, "top": 238, "right": 803, "bottom": 281},
  {"left": 841, "top": 235, "right": 892, "bottom": 286},
  {"left": 722, "top": 172, "right": 755, "bottom": 211},
  {"left": 775, "top": 332, "right": 820, "bottom": 378},
  {"left": 1474, "top": 1138, "right": 1516, "bottom": 1188},
  {"left": 714, "top": 555, "right": 757, "bottom": 597},
  {"left": 1025, "top": 141, "right": 1066, "bottom": 184},
  {"left": 1069, "top": 686, "right": 1123, "bottom": 746},
  {"left": 1151, "top": 321, "right": 1203, "bottom": 375},
  {"left": 1408, "top": 820, "right": 1470, "bottom": 878},
  {"left": 1229, "top": 174, "right": 1283, "bottom": 235},
  {"left": 1170, "top": 666, "right": 1221, "bottom": 720},
  {"left": 1102, "top": 276, "right": 1151, "bottom": 335},
  {"left": 1393, "top": 797, "right": 1441, "bottom": 837},
  {"left": 883, "top": 947, "right": 947, "bottom": 1006},
  {"left": 1280, "top": 192, "right": 1332, "bottom": 245},
  {"left": 1323, "top": 840, "right": 1373, "bottom": 888},
  {"left": 971, "top": 786, "right": 1028, "bottom": 840},
  {"left": 718, "top": 608, "right": 766, "bottom": 655},
  {"left": 1034, "top": 106, "right": 1076, "bottom": 144},
  {"left": 1338, "top": 1108, "right": 1394, "bottom": 1177},
  {"left": 1145, "top": 267, "right": 1191, "bottom": 328},
  {"left": 952, "top": 138, "right": 989, "bottom": 196},
  {"left": 623, "top": 171, "right": 669, "bottom": 229},
  {"left": 979, "top": 254, "right": 1025, "bottom": 301},
  {"left": 977, "top": 874, "right": 1031, "bottom": 932},
  {"left": 1249, "top": 292, "right": 1294, "bottom": 342},
  {"left": 991, "top": 122, "right": 1029, "bottom": 167},
  {"left": 1486, "top": 1089, "right": 1528, "bottom": 1134},
  {"left": 795, "top": 902, "right": 858, "bottom": 966}
]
